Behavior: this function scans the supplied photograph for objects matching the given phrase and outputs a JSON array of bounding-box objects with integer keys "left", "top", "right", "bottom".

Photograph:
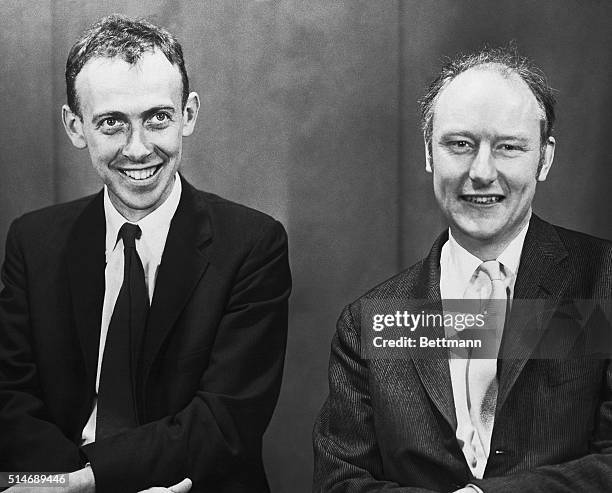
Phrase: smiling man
[
  {"left": 313, "top": 47, "right": 612, "bottom": 492},
  {"left": 0, "top": 15, "right": 290, "bottom": 493}
]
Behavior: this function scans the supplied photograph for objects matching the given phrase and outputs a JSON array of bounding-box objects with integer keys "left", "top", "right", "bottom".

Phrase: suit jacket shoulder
[
  {"left": 190, "top": 186, "right": 286, "bottom": 248},
  {"left": 7, "top": 194, "right": 97, "bottom": 251},
  {"left": 529, "top": 219, "right": 612, "bottom": 298},
  {"left": 343, "top": 230, "right": 447, "bottom": 318},
  {"left": 553, "top": 222, "right": 612, "bottom": 251},
  {"left": 553, "top": 223, "right": 612, "bottom": 273}
]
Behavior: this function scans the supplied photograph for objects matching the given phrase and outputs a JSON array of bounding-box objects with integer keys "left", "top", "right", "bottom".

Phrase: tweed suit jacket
[
  {"left": 0, "top": 176, "right": 291, "bottom": 493},
  {"left": 313, "top": 214, "right": 612, "bottom": 492}
]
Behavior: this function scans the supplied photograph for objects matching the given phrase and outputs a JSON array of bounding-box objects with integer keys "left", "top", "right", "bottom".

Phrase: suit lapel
[
  {"left": 407, "top": 231, "right": 458, "bottom": 430},
  {"left": 496, "top": 215, "right": 570, "bottom": 411},
  {"left": 67, "top": 192, "right": 106, "bottom": 391},
  {"left": 140, "top": 178, "right": 212, "bottom": 381}
]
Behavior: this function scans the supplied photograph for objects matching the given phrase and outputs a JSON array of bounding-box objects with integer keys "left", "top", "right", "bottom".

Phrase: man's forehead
[
  {"left": 76, "top": 49, "right": 181, "bottom": 86},
  {"left": 432, "top": 66, "right": 543, "bottom": 137},
  {"left": 75, "top": 50, "right": 182, "bottom": 112}
]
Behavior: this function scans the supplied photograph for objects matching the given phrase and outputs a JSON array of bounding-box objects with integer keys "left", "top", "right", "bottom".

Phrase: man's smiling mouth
[
  {"left": 460, "top": 194, "right": 505, "bottom": 204},
  {"left": 120, "top": 164, "right": 162, "bottom": 181}
]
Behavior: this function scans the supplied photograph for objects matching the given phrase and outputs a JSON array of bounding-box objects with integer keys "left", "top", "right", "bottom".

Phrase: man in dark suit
[
  {"left": 0, "top": 15, "right": 290, "bottom": 493},
  {"left": 313, "top": 47, "right": 612, "bottom": 492}
]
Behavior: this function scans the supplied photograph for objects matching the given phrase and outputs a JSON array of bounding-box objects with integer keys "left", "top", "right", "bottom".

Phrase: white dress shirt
[
  {"left": 440, "top": 221, "right": 528, "bottom": 479},
  {"left": 81, "top": 175, "right": 182, "bottom": 444}
]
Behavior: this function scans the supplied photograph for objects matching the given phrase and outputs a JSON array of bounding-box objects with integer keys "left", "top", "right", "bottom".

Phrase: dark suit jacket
[
  {"left": 0, "top": 176, "right": 291, "bottom": 493},
  {"left": 313, "top": 215, "right": 612, "bottom": 492}
]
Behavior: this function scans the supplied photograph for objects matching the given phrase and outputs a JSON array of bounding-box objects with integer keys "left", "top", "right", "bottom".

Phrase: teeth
[
  {"left": 122, "top": 166, "right": 159, "bottom": 180},
  {"left": 464, "top": 195, "right": 502, "bottom": 204}
]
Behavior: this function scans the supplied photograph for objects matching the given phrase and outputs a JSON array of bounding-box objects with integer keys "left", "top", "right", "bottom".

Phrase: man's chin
[
  {"left": 108, "top": 190, "right": 167, "bottom": 221},
  {"left": 450, "top": 220, "right": 506, "bottom": 244}
]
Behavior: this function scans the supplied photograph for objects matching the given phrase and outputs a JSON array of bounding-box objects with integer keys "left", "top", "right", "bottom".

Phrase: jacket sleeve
[
  {"left": 313, "top": 305, "right": 438, "bottom": 493},
  {"left": 0, "top": 219, "right": 83, "bottom": 471},
  {"left": 81, "top": 219, "right": 291, "bottom": 493}
]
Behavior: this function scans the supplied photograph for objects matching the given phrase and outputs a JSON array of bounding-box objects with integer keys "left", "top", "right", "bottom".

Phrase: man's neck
[
  {"left": 450, "top": 214, "right": 531, "bottom": 262},
  {"left": 453, "top": 236, "right": 511, "bottom": 262}
]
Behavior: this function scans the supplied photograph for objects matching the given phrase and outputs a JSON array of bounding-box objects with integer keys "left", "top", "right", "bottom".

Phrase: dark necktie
[{"left": 96, "top": 223, "right": 149, "bottom": 440}]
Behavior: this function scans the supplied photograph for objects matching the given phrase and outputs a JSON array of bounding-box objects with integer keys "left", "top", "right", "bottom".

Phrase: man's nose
[
  {"left": 122, "top": 126, "right": 151, "bottom": 162},
  {"left": 468, "top": 145, "right": 497, "bottom": 185}
]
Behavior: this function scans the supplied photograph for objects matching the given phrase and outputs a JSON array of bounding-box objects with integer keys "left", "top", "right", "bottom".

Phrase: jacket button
[{"left": 494, "top": 449, "right": 506, "bottom": 455}]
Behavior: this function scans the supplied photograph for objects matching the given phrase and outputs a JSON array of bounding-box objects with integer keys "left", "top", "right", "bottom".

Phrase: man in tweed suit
[{"left": 313, "top": 47, "right": 612, "bottom": 492}]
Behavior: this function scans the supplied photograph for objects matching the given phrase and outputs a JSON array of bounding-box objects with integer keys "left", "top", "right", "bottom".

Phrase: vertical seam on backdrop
[
  {"left": 396, "top": 0, "right": 405, "bottom": 270},
  {"left": 50, "top": 0, "right": 59, "bottom": 204}
]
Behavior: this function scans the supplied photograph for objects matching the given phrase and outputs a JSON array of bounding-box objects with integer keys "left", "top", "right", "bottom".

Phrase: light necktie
[
  {"left": 464, "top": 260, "right": 511, "bottom": 477},
  {"left": 96, "top": 223, "right": 149, "bottom": 439}
]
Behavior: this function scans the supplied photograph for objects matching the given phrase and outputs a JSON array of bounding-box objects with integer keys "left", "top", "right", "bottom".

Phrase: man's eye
[
  {"left": 150, "top": 112, "right": 171, "bottom": 124},
  {"left": 447, "top": 140, "right": 473, "bottom": 153},
  {"left": 498, "top": 144, "right": 525, "bottom": 154},
  {"left": 147, "top": 112, "right": 172, "bottom": 128},
  {"left": 98, "top": 118, "right": 124, "bottom": 133}
]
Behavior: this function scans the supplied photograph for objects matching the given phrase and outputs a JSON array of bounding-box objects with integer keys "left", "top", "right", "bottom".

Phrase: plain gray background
[{"left": 1, "top": 1, "right": 611, "bottom": 491}]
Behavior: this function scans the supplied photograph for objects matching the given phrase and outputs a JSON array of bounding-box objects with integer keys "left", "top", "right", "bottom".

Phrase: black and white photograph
[{"left": 1, "top": 1, "right": 611, "bottom": 492}]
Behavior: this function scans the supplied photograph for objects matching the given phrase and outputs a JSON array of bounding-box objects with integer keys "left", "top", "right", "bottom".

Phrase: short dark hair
[
  {"left": 419, "top": 46, "right": 556, "bottom": 153},
  {"left": 65, "top": 14, "right": 189, "bottom": 117}
]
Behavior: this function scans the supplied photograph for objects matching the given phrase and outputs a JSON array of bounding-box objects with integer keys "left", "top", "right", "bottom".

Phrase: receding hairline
[
  {"left": 74, "top": 48, "right": 183, "bottom": 81},
  {"left": 431, "top": 63, "right": 547, "bottom": 127}
]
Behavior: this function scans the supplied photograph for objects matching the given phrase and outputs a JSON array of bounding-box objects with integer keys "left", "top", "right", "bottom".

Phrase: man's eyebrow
[
  {"left": 494, "top": 135, "right": 531, "bottom": 144},
  {"left": 438, "top": 131, "right": 533, "bottom": 144},
  {"left": 438, "top": 131, "right": 479, "bottom": 141}
]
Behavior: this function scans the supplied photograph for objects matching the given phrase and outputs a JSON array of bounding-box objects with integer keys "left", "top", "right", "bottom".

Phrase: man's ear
[
  {"left": 424, "top": 135, "right": 433, "bottom": 173},
  {"left": 182, "top": 92, "right": 200, "bottom": 137},
  {"left": 62, "top": 105, "right": 87, "bottom": 149},
  {"left": 537, "top": 136, "right": 555, "bottom": 181}
]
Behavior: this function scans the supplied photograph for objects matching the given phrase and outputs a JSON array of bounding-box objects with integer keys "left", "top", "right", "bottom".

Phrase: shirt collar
[
  {"left": 104, "top": 173, "right": 182, "bottom": 260},
  {"left": 445, "top": 230, "right": 483, "bottom": 293},
  {"left": 497, "top": 220, "right": 529, "bottom": 277}
]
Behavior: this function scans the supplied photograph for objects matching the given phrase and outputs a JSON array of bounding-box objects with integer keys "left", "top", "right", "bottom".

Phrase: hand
[{"left": 138, "top": 478, "right": 192, "bottom": 493}]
